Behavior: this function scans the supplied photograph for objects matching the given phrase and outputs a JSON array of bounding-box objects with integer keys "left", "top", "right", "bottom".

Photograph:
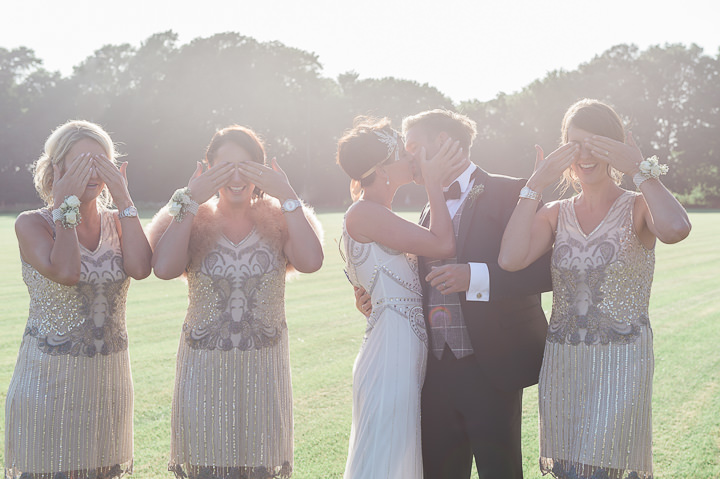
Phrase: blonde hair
[
  {"left": 33, "top": 120, "right": 120, "bottom": 207},
  {"left": 558, "top": 99, "right": 625, "bottom": 195}
]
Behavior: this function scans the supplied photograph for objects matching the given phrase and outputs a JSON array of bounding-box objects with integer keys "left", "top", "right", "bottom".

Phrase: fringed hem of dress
[
  {"left": 168, "top": 462, "right": 292, "bottom": 479},
  {"left": 5, "top": 460, "right": 133, "bottom": 479},
  {"left": 540, "top": 457, "right": 652, "bottom": 479}
]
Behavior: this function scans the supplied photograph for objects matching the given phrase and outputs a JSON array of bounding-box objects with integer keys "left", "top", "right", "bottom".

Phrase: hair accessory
[
  {"left": 359, "top": 129, "right": 400, "bottom": 179},
  {"left": 167, "top": 187, "right": 200, "bottom": 222},
  {"left": 52, "top": 195, "right": 82, "bottom": 228},
  {"left": 374, "top": 129, "right": 399, "bottom": 162},
  {"left": 633, "top": 155, "right": 669, "bottom": 188}
]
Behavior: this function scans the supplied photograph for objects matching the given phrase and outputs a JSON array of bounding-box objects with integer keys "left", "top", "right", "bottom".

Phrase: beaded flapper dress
[
  {"left": 168, "top": 229, "right": 293, "bottom": 479},
  {"left": 539, "top": 191, "right": 654, "bottom": 479},
  {"left": 5, "top": 208, "right": 134, "bottom": 479},
  {"left": 341, "top": 219, "right": 427, "bottom": 479}
]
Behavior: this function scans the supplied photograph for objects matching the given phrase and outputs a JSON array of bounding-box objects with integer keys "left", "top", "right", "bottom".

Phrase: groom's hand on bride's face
[{"left": 426, "top": 264, "right": 471, "bottom": 295}]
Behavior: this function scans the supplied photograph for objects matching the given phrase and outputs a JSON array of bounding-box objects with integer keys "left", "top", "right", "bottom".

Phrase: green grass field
[{"left": 0, "top": 211, "right": 718, "bottom": 478}]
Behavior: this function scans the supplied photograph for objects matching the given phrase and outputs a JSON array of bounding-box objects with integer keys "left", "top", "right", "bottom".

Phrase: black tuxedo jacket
[{"left": 419, "top": 167, "right": 552, "bottom": 392}]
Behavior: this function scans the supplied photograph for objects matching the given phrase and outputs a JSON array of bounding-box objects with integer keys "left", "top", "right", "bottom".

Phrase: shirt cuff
[{"left": 466, "top": 262, "right": 490, "bottom": 302}]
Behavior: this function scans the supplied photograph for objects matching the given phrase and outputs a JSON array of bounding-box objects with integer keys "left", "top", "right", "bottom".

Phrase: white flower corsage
[
  {"left": 167, "top": 187, "right": 200, "bottom": 223},
  {"left": 467, "top": 184, "right": 485, "bottom": 207},
  {"left": 633, "top": 155, "right": 669, "bottom": 188},
  {"left": 52, "top": 195, "right": 82, "bottom": 228}
]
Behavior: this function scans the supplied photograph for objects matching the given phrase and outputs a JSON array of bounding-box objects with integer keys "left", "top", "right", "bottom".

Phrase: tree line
[{"left": 1, "top": 32, "right": 718, "bottom": 208}]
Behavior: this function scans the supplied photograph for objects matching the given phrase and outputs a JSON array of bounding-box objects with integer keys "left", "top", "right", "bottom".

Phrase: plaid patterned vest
[{"left": 422, "top": 196, "right": 474, "bottom": 360}]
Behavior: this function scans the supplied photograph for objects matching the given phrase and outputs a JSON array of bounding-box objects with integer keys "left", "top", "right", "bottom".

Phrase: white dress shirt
[{"left": 443, "top": 164, "right": 490, "bottom": 302}]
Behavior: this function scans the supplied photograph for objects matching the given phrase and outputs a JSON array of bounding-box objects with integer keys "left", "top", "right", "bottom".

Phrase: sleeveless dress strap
[{"left": 38, "top": 208, "right": 55, "bottom": 228}]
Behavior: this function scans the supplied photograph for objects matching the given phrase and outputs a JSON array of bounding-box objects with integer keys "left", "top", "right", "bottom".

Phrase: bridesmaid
[
  {"left": 5, "top": 120, "right": 151, "bottom": 479},
  {"left": 148, "top": 125, "right": 323, "bottom": 479},
  {"left": 499, "top": 99, "right": 691, "bottom": 479}
]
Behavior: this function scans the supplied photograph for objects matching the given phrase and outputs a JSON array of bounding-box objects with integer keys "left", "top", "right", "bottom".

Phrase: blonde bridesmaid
[{"left": 5, "top": 120, "right": 151, "bottom": 479}]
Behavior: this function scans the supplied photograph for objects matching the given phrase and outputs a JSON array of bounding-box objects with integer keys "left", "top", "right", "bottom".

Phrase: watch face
[
  {"left": 121, "top": 206, "right": 138, "bottom": 218},
  {"left": 282, "top": 199, "right": 300, "bottom": 212}
]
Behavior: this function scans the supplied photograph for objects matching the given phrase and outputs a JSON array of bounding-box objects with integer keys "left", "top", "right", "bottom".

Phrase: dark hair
[
  {"left": 336, "top": 116, "right": 395, "bottom": 186},
  {"left": 561, "top": 99, "right": 624, "bottom": 144},
  {"left": 560, "top": 99, "right": 625, "bottom": 194},
  {"left": 205, "top": 125, "right": 266, "bottom": 197},
  {"left": 401, "top": 109, "right": 477, "bottom": 153},
  {"left": 205, "top": 125, "right": 266, "bottom": 166}
]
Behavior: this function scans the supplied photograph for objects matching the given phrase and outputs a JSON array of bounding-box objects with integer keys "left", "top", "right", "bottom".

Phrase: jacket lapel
[
  {"left": 457, "top": 167, "right": 489, "bottom": 258},
  {"left": 417, "top": 203, "right": 431, "bottom": 291},
  {"left": 418, "top": 203, "right": 431, "bottom": 228}
]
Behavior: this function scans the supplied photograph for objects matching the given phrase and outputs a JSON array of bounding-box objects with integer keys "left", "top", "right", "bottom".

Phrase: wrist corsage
[
  {"left": 633, "top": 155, "right": 669, "bottom": 188},
  {"left": 167, "top": 187, "right": 199, "bottom": 223},
  {"left": 52, "top": 195, "right": 82, "bottom": 228}
]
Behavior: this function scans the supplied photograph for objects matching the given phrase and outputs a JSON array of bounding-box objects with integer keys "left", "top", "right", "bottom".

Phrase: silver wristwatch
[
  {"left": 519, "top": 186, "right": 542, "bottom": 201},
  {"left": 281, "top": 199, "right": 301, "bottom": 214},
  {"left": 118, "top": 205, "right": 138, "bottom": 219}
]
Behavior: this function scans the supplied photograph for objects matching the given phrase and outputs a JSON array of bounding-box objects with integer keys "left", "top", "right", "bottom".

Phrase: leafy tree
[{"left": 0, "top": 37, "right": 718, "bottom": 208}]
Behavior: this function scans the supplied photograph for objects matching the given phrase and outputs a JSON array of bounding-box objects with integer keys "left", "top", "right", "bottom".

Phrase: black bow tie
[
  {"left": 444, "top": 181, "right": 462, "bottom": 200},
  {"left": 443, "top": 168, "right": 480, "bottom": 201}
]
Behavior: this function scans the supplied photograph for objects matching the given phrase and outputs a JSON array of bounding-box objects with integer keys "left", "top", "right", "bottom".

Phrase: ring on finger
[{"left": 441, "top": 281, "right": 446, "bottom": 289}]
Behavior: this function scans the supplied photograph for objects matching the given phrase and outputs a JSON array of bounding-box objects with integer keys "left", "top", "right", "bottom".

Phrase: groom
[{"left": 357, "top": 109, "right": 551, "bottom": 478}]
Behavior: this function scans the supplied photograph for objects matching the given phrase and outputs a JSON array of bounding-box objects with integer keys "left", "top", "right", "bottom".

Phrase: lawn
[{"left": 0, "top": 210, "right": 718, "bottom": 478}]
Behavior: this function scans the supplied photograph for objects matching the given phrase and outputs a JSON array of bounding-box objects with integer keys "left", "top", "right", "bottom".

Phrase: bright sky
[{"left": 2, "top": 0, "right": 718, "bottom": 102}]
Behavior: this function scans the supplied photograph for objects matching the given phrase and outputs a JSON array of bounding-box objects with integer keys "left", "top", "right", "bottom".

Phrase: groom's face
[{"left": 404, "top": 125, "right": 442, "bottom": 185}]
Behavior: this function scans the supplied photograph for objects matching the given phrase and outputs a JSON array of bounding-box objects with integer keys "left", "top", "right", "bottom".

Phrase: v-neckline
[
  {"left": 222, "top": 228, "right": 255, "bottom": 248},
  {"left": 571, "top": 191, "right": 627, "bottom": 239},
  {"left": 79, "top": 212, "right": 104, "bottom": 254}
]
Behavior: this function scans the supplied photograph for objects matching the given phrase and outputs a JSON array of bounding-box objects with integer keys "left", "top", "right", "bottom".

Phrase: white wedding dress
[{"left": 342, "top": 220, "right": 428, "bottom": 479}]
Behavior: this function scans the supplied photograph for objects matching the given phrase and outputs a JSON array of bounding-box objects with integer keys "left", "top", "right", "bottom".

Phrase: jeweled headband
[{"left": 359, "top": 128, "right": 400, "bottom": 179}]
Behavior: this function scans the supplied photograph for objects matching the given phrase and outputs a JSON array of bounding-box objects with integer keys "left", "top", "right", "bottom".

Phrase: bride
[{"left": 336, "top": 117, "right": 463, "bottom": 478}]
